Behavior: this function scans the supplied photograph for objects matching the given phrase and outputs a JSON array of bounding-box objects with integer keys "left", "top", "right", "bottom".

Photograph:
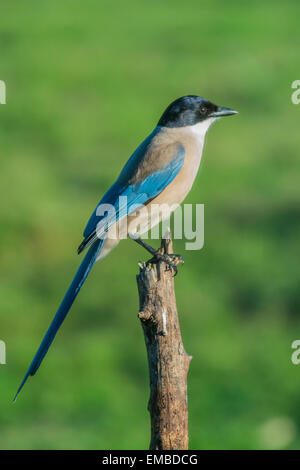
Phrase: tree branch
[{"left": 136, "top": 232, "right": 192, "bottom": 450}]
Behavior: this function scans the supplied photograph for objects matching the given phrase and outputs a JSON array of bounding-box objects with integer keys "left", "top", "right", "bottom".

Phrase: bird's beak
[{"left": 210, "top": 106, "right": 238, "bottom": 117}]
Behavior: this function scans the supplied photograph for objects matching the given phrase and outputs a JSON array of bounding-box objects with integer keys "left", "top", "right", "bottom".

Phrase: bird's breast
[
  {"left": 126, "top": 126, "right": 205, "bottom": 236},
  {"left": 154, "top": 133, "right": 204, "bottom": 206}
]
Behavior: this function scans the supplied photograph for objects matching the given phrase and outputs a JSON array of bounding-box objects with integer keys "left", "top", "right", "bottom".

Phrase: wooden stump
[{"left": 136, "top": 232, "right": 192, "bottom": 450}]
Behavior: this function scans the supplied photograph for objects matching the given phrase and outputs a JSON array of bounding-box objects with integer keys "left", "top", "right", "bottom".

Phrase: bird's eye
[{"left": 199, "top": 106, "right": 207, "bottom": 115}]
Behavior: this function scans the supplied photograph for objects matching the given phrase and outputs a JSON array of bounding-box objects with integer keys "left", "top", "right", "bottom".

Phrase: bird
[{"left": 14, "top": 95, "right": 237, "bottom": 401}]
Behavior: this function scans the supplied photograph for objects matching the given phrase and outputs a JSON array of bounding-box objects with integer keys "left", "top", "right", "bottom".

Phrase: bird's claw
[{"left": 147, "top": 252, "right": 184, "bottom": 277}]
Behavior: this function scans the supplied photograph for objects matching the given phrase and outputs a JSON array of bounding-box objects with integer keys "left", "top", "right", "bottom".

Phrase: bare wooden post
[{"left": 136, "top": 231, "right": 192, "bottom": 450}]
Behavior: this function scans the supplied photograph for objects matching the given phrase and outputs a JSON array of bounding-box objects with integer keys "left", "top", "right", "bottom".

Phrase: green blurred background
[{"left": 1, "top": 0, "right": 300, "bottom": 449}]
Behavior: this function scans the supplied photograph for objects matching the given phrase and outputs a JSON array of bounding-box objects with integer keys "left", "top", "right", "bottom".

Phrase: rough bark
[{"left": 136, "top": 232, "right": 192, "bottom": 450}]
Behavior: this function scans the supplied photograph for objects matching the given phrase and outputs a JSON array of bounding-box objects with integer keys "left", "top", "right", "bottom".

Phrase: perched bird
[{"left": 14, "top": 95, "right": 237, "bottom": 400}]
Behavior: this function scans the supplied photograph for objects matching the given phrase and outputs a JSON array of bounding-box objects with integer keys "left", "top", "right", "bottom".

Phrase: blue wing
[{"left": 78, "top": 142, "right": 185, "bottom": 253}]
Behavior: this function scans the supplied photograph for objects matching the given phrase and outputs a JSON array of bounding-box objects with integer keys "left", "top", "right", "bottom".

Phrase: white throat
[{"left": 187, "top": 117, "right": 217, "bottom": 140}]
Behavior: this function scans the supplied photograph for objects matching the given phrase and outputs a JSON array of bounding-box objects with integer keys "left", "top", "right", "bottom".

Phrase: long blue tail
[{"left": 14, "top": 239, "right": 104, "bottom": 402}]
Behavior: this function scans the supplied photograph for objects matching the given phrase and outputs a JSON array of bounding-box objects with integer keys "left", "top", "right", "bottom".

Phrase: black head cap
[{"left": 158, "top": 95, "right": 237, "bottom": 128}]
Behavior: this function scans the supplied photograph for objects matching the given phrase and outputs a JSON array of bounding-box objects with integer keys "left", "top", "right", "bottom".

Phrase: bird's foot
[
  {"left": 147, "top": 251, "right": 184, "bottom": 277},
  {"left": 129, "top": 233, "right": 184, "bottom": 276}
]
